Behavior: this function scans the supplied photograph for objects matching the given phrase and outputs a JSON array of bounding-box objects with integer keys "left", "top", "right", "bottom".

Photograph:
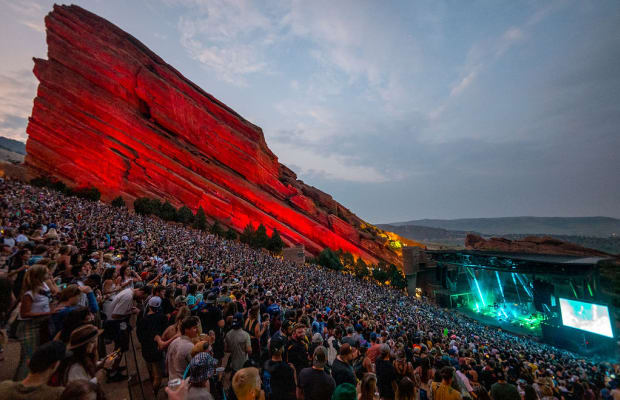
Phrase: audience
[{"left": 0, "top": 178, "right": 617, "bottom": 400}]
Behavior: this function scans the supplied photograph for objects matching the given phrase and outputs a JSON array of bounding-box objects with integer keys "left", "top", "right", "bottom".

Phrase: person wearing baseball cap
[
  {"left": 263, "top": 337, "right": 296, "bottom": 400},
  {"left": 137, "top": 295, "right": 170, "bottom": 397},
  {"left": 0, "top": 341, "right": 68, "bottom": 400}
]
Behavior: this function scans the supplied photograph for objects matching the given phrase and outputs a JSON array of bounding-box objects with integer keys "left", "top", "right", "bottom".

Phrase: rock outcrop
[
  {"left": 465, "top": 234, "right": 611, "bottom": 257},
  {"left": 25, "top": 4, "right": 420, "bottom": 266}
]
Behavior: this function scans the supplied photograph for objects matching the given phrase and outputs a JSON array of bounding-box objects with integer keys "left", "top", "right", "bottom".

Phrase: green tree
[
  {"left": 193, "top": 206, "right": 207, "bottom": 230},
  {"left": 133, "top": 197, "right": 150, "bottom": 215},
  {"left": 267, "top": 228, "right": 285, "bottom": 254},
  {"left": 111, "top": 196, "right": 125, "bottom": 208},
  {"left": 353, "top": 258, "right": 369, "bottom": 279},
  {"left": 340, "top": 251, "right": 355, "bottom": 268},
  {"left": 210, "top": 221, "right": 224, "bottom": 237},
  {"left": 253, "top": 224, "right": 270, "bottom": 249},
  {"left": 73, "top": 187, "right": 101, "bottom": 201},
  {"left": 372, "top": 267, "right": 388, "bottom": 283},
  {"left": 177, "top": 206, "right": 194, "bottom": 225},
  {"left": 317, "top": 248, "right": 343, "bottom": 271},
  {"left": 388, "top": 264, "right": 407, "bottom": 289},
  {"left": 147, "top": 199, "right": 164, "bottom": 217},
  {"left": 160, "top": 201, "right": 177, "bottom": 221},
  {"left": 223, "top": 229, "right": 238, "bottom": 241},
  {"left": 239, "top": 224, "right": 255, "bottom": 245}
]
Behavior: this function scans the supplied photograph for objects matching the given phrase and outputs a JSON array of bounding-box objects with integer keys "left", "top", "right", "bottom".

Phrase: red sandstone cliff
[
  {"left": 464, "top": 234, "right": 611, "bottom": 257},
  {"left": 25, "top": 4, "right": 420, "bottom": 266}
]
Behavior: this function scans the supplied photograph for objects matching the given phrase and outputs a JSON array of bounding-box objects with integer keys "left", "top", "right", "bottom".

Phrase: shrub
[
  {"left": 111, "top": 196, "right": 125, "bottom": 208},
  {"left": 72, "top": 187, "right": 101, "bottom": 202}
]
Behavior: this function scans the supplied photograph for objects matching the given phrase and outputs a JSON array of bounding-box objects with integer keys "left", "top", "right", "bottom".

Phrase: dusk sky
[{"left": 1, "top": 0, "right": 619, "bottom": 223}]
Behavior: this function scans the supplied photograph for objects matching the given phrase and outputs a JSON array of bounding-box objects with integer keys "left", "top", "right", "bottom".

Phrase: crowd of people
[{"left": 0, "top": 178, "right": 618, "bottom": 400}]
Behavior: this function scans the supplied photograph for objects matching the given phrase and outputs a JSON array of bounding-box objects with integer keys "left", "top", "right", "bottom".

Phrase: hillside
[
  {"left": 0, "top": 136, "right": 26, "bottom": 155},
  {"left": 386, "top": 216, "right": 620, "bottom": 237}
]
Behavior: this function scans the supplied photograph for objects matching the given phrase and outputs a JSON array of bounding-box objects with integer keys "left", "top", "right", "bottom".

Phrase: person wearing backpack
[{"left": 263, "top": 337, "right": 295, "bottom": 400}]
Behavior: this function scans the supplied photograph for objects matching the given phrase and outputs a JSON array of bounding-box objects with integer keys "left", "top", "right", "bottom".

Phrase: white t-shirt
[
  {"left": 15, "top": 234, "right": 29, "bottom": 244},
  {"left": 110, "top": 287, "right": 134, "bottom": 317},
  {"left": 3, "top": 237, "right": 15, "bottom": 248},
  {"left": 67, "top": 363, "right": 97, "bottom": 384},
  {"left": 20, "top": 282, "right": 51, "bottom": 319}
]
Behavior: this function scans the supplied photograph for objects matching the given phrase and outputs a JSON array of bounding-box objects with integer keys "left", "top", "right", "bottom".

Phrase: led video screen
[{"left": 559, "top": 298, "right": 613, "bottom": 338}]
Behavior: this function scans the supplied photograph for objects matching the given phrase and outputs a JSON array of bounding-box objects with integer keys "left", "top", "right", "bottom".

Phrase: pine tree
[
  {"left": 253, "top": 224, "right": 270, "bottom": 249},
  {"left": 177, "top": 206, "right": 194, "bottom": 225},
  {"left": 239, "top": 223, "right": 255, "bottom": 245},
  {"left": 193, "top": 206, "right": 207, "bottom": 230},
  {"left": 210, "top": 221, "right": 224, "bottom": 237},
  {"left": 267, "top": 228, "right": 285, "bottom": 254}
]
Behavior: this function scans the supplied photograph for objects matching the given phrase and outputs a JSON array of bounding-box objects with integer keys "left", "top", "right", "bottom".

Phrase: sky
[{"left": 0, "top": 0, "right": 619, "bottom": 223}]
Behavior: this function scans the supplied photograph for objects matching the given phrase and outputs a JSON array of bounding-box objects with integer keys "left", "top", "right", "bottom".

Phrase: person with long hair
[
  {"left": 396, "top": 377, "right": 416, "bottom": 400},
  {"left": 58, "top": 324, "right": 115, "bottom": 385},
  {"left": 162, "top": 305, "right": 190, "bottom": 342},
  {"left": 360, "top": 373, "right": 380, "bottom": 400},
  {"left": 415, "top": 357, "right": 435, "bottom": 400},
  {"left": 14, "top": 264, "right": 54, "bottom": 380}
]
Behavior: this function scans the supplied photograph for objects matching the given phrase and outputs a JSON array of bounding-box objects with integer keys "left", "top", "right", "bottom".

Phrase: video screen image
[{"left": 559, "top": 298, "right": 614, "bottom": 338}]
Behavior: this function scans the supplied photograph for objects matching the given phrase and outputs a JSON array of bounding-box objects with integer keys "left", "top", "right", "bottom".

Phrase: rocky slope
[{"left": 25, "top": 4, "right": 419, "bottom": 266}]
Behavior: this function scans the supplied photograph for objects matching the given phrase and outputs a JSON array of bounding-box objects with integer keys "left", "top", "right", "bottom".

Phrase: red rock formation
[
  {"left": 465, "top": 234, "right": 611, "bottom": 257},
  {"left": 25, "top": 4, "right": 421, "bottom": 266}
]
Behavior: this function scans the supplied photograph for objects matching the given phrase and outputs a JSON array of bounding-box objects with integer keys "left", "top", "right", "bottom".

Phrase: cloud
[
  {"left": 2, "top": 0, "right": 46, "bottom": 33},
  {"left": 450, "top": 66, "right": 480, "bottom": 97},
  {"left": 271, "top": 141, "right": 389, "bottom": 183},
  {"left": 0, "top": 70, "right": 37, "bottom": 141},
  {"left": 170, "top": 0, "right": 282, "bottom": 85}
]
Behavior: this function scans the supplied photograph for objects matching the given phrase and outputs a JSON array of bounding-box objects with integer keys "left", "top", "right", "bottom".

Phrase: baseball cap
[
  {"left": 189, "top": 352, "right": 218, "bottom": 384},
  {"left": 29, "top": 341, "right": 71, "bottom": 373},
  {"left": 148, "top": 296, "right": 162, "bottom": 308},
  {"left": 205, "top": 293, "right": 217, "bottom": 304},
  {"left": 232, "top": 312, "right": 244, "bottom": 329},
  {"left": 270, "top": 337, "right": 285, "bottom": 355}
]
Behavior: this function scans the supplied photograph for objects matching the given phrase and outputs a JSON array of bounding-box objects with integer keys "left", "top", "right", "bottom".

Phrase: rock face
[
  {"left": 465, "top": 234, "right": 611, "bottom": 257},
  {"left": 25, "top": 5, "right": 420, "bottom": 266}
]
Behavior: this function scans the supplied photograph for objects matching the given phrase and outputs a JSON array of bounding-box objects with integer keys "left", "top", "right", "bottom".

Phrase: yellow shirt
[{"left": 432, "top": 382, "right": 462, "bottom": 400}]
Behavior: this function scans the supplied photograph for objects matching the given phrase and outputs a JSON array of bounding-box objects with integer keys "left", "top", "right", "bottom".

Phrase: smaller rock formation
[{"left": 465, "top": 234, "right": 611, "bottom": 257}]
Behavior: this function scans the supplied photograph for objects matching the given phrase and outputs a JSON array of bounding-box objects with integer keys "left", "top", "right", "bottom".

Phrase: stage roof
[{"left": 426, "top": 249, "right": 614, "bottom": 275}]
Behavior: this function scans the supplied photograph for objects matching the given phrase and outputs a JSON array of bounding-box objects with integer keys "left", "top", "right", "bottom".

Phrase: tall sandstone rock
[{"left": 26, "top": 5, "right": 421, "bottom": 266}]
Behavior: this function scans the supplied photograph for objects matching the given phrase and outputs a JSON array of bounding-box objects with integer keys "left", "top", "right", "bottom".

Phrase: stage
[{"left": 454, "top": 305, "right": 543, "bottom": 338}]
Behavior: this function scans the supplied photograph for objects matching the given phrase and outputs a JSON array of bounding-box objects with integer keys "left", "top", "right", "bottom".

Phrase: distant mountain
[
  {"left": 385, "top": 217, "right": 620, "bottom": 237},
  {"left": 0, "top": 136, "right": 26, "bottom": 155}
]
